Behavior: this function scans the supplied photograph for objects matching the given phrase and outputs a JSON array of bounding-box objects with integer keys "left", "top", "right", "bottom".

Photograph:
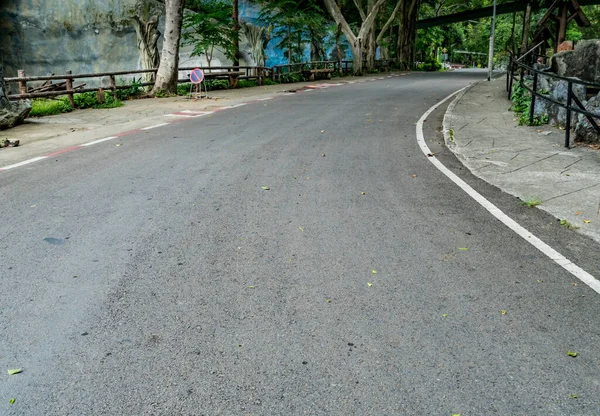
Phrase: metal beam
[{"left": 416, "top": 0, "right": 600, "bottom": 29}]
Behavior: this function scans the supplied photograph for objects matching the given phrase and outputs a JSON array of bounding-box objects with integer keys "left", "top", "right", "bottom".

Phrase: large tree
[
  {"left": 323, "top": 0, "right": 386, "bottom": 74},
  {"left": 397, "top": 0, "right": 421, "bottom": 69},
  {"left": 130, "top": 0, "right": 164, "bottom": 84},
  {"left": 152, "top": 0, "right": 185, "bottom": 94}
]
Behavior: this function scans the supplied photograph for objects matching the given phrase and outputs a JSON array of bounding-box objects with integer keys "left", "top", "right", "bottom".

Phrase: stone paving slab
[{"left": 445, "top": 78, "right": 600, "bottom": 243}]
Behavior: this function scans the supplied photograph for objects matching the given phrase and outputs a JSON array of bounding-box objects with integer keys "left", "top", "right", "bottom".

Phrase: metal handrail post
[
  {"left": 565, "top": 81, "right": 573, "bottom": 148},
  {"left": 529, "top": 71, "right": 538, "bottom": 124}
]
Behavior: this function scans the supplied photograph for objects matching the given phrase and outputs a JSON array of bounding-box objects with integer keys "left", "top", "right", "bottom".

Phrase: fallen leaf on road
[
  {"left": 458, "top": 247, "right": 469, "bottom": 251},
  {"left": 249, "top": 286, "right": 255, "bottom": 289},
  {"left": 73, "top": 276, "right": 78, "bottom": 279},
  {"left": 8, "top": 369, "right": 22, "bottom": 375},
  {"left": 501, "top": 310, "right": 507, "bottom": 315},
  {"left": 371, "top": 270, "right": 377, "bottom": 274},
  {"left": 572, "top": 283, "right": 577, "bottom": 286},
  {"left": 361, "top": 192, "right": 366, "bottom": 195},
  {"left": 583, "top": 220, "right": 591, "bottom": 224},
  {"left": 537, "top": 279, "right": 543, "bottom": 283},
  {"left": 326, "top": 299, "right": 331, "bottom": 303},
  {"left": 261, "top": 186, "right": 270, "bottom": 190},
  {"left": 442, "top": 314, "right": 447, "bottom": 317},
  {"left": 322, "top": 153, "right": 326, "bottom": 157},
  {"left": 321, "top": 130, "right": 325, "bottom": 133},
  {"left": 9, "top": 398, "right": 15, "bottom": 405},
  {"left": 570, "top": 394, "right": 578, "bottom": 399},
  {"left": 575, "top": 211, "right": 581, "bottom": 215},
  {"left": 426, "top": 153, "right": 435, "bottom": 157},
  {"left": 412, "top": 174, "right": 417, "bottom": 178},
  {"left": 367, "top": 282, "right": 373, "bottom": 287},
  {"left": 566, "top": 350, "right": 578, "bottom": 357},
  {"left": 30, "top": 205, "right": 36, "bottom": 208}
]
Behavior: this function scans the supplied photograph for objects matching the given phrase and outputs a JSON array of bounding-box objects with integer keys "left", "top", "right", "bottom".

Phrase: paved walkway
[{"left": 444, "top": 77, "right": 600, "bottom": 243}]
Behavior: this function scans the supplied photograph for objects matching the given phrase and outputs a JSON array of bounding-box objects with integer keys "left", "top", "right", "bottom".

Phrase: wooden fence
[{"left": 5, "top": 59, "right": 397, "bottom": 102}]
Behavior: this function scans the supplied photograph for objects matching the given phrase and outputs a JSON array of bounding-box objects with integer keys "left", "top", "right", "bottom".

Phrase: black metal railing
[{"left": 506, "top": 45, "right": 600, "bottom": 148}]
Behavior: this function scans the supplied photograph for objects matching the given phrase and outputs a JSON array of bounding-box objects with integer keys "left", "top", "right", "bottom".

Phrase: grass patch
[
  {"left": 30, "top": 98, "right": 72, "bottom": 117},
  {"left": 521, "top": 197, "right": 542, "bottom": 207},
  {"left": 560, "top": 219, "right": 580, "bottom": 229},
  {"left": 237, "top": 79, "right": 257, "bottom": 88}
]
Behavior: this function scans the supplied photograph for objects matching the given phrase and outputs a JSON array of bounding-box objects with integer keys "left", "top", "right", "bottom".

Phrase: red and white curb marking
[{"left": 0, "top": 73, "right": 406, "bottom": 173}]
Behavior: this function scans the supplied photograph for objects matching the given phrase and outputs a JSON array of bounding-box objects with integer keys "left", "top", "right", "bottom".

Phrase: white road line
[
  {"left": 416, "top": 88, "right": 600, "bottom": 294},
  {"left": 257, "top": 97, "right": 274, "bottom": 101},
  {"left": 82, "top": 136, "right": 118, "bottom": 147},
  {"left": 141, "top": 123, "right": 170, "bottom": 130},
  {"left": 230, "top": 103, "right": 247, "bottom": 107},
  {"left": 1, "top": 156, "right": 48, "bottom": 170}
]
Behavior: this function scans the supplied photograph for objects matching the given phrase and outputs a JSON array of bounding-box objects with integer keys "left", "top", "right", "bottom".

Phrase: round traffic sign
[{"left": 190, "top": 68, "right": 204, "bottom": 84}]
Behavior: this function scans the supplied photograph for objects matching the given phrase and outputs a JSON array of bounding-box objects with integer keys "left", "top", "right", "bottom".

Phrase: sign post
[{"left": 189, "top": 68, "right": 206, "bottom": 98}]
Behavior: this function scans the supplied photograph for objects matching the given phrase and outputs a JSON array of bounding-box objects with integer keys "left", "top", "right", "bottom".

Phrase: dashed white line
[
  {"left": 257, "top": 97, "right": 274, "bottom": 101},
  {"left": 1, "top": 156, "right": 48, "bottom": 170},
  {"left": 416, "top": 88, "right": 600, "bottom": 294},
  {"left": 82, "top": 136, "right": 118, "bottom": 147},
  {"left": 141, "top": 123, "right": 170, "bottom": 130}
]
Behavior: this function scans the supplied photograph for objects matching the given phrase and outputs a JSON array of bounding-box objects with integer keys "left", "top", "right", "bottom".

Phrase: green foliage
[
  {"left": 204, "top": 79, "right": 229, "bottom": 90},
  {"left": 522, "top": 197, "right": 542, "bottom": 207},
  {"left": 511, "top": 83, "right": 549, "bottom": 126},
  {"left": 417, "top": 57, "right": 442, "bottom": 72},
  {"left": 280, "top": 72, "right": 305, "bottom": 83},
  {"left": 73, "top": 92, "right": 123, "bottom": 109},
  {"left": 237, "top": 79, "right": 257, "bottom": 88},
  {"left": 154, "top": 88, "right": 175, "bottom": 98},
  {"left": 177, "top": 83, "right": 193, "bottom": 96},
  {"left": 258, "top": 0, "right": 326, "bottom": 64},
  {"left": 116, "top": 77, "right": 143, "bottom": 100},
  {"left": 183, "top": 0, "right": 239, "bottom": 67},
  {"left": 29, "top": 98, "right": 72, "bottom": 117},
  {"left": 262, "top": 78, "right": 279, "bottom": 86}
]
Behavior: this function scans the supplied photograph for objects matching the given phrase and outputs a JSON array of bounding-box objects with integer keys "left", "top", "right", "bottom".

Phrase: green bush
[
  {"left": 511, "top": 83, "right": 549, "bottom": 126},
  {"left": 116, "top": 77, "right": 143, "bottom": 100},
  {"left": 262, "top": 78, "right": 279, "bottom": 85},
  {"left": 204, "top": 79, "right": 229, "bottom": 90},
  {"left": 280, "top": 72, "right": 305, "bottom": 83},
  {"left": 73, "top": 91, "right": 123, "bottom": 109},
  {"left": 30, "top": 98, "right": 73, "bottom": 117},
  {"left": 237, "top": 79, "right": 257, "bottom": 88},
  {"left": 417, "top": 57, "right": 442, "bottom": 72}
]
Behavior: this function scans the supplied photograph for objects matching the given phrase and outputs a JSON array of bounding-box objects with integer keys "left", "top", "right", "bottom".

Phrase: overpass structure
[{"left": 417, "top": 0, "right": 600, "bottom": 29}]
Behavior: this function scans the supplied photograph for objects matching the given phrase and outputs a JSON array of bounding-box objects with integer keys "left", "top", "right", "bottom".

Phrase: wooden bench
[
  {"left": 302, "top": 68, "right": 334, "bottom": 81},
  {"left": 202, "top": 71, "right": 244, "bottom": 88}
]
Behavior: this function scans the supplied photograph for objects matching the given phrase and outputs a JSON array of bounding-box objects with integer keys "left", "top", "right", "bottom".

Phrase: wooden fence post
[
  {"left": 110, "top": 75, "right": 117, "bottom": 100},
  {"left": 17, "top": 70, "right": 27, "bottom": 97},
  {"left": 65, "top": 70, "right": 75, "bottom": 107}
]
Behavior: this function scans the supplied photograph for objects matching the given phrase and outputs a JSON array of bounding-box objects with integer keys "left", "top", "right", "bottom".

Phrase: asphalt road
[{"left": 2, "top": 71, "right": 600, "bottom": 415}]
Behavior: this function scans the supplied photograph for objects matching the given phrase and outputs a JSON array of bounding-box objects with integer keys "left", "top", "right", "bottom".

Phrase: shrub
[
  {"left": 417, "top": 57, "right": 442, "bottom": 72},
  {"left": 73, "top": 91, "right": 123, "bottom": 109},
  {"left": 238, "top": 79, "right": 257, "bottom": 88},
  {"left": 29, "top": 98, "right": 72, "bottom": 117}
]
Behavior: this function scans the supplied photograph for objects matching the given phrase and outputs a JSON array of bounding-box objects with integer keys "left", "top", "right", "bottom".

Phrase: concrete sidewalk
[
  {"left": 444, "top": 78, "right": 600, "bottom": 244},
  {"left": 0, "top": 74, "right": 394, "bottom": 167}
]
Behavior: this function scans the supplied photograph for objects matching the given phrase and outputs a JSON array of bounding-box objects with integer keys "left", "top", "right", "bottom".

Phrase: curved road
[{"left": 2, "top": 71, "right": 600, "bottom": 415}]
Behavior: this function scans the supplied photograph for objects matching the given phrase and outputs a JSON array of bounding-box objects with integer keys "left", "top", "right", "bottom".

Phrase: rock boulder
[
  {"left": 550, "top": 40, "right": 600, "bottom": 83},
  {"left": 0, "top": 100, "right": 31, "bottom": 130}
]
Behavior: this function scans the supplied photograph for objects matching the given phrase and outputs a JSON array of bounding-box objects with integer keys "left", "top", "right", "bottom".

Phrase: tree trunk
[
  {"left": 351, "top": 38, "right": 363, "bottom": 75},
  {"left": 335, "top": 23, "right": 343, "bottom": 74},
  {"left": 397, "top": 0, "right": 420, "bottom": 70},
  {"left": 152, "top": 0, "right": 185, "bottom": 94},
  {"left": 323, "top": 0, "right": 386, "bottom": 75},
  {"left": 131, "top": 14, "right": 161, "bottom": 85},
  {"left": 288, "top": 26, "right": 292, "bottom": 65},
  {"left": 232, "top": 0, "right": 240, "bottom": 67},
  {"left": 365, "top": 28, "right": 376, "bottom": 71},
  {"left": 520, "top": 2, "right": 532, "bottom": 56}
]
